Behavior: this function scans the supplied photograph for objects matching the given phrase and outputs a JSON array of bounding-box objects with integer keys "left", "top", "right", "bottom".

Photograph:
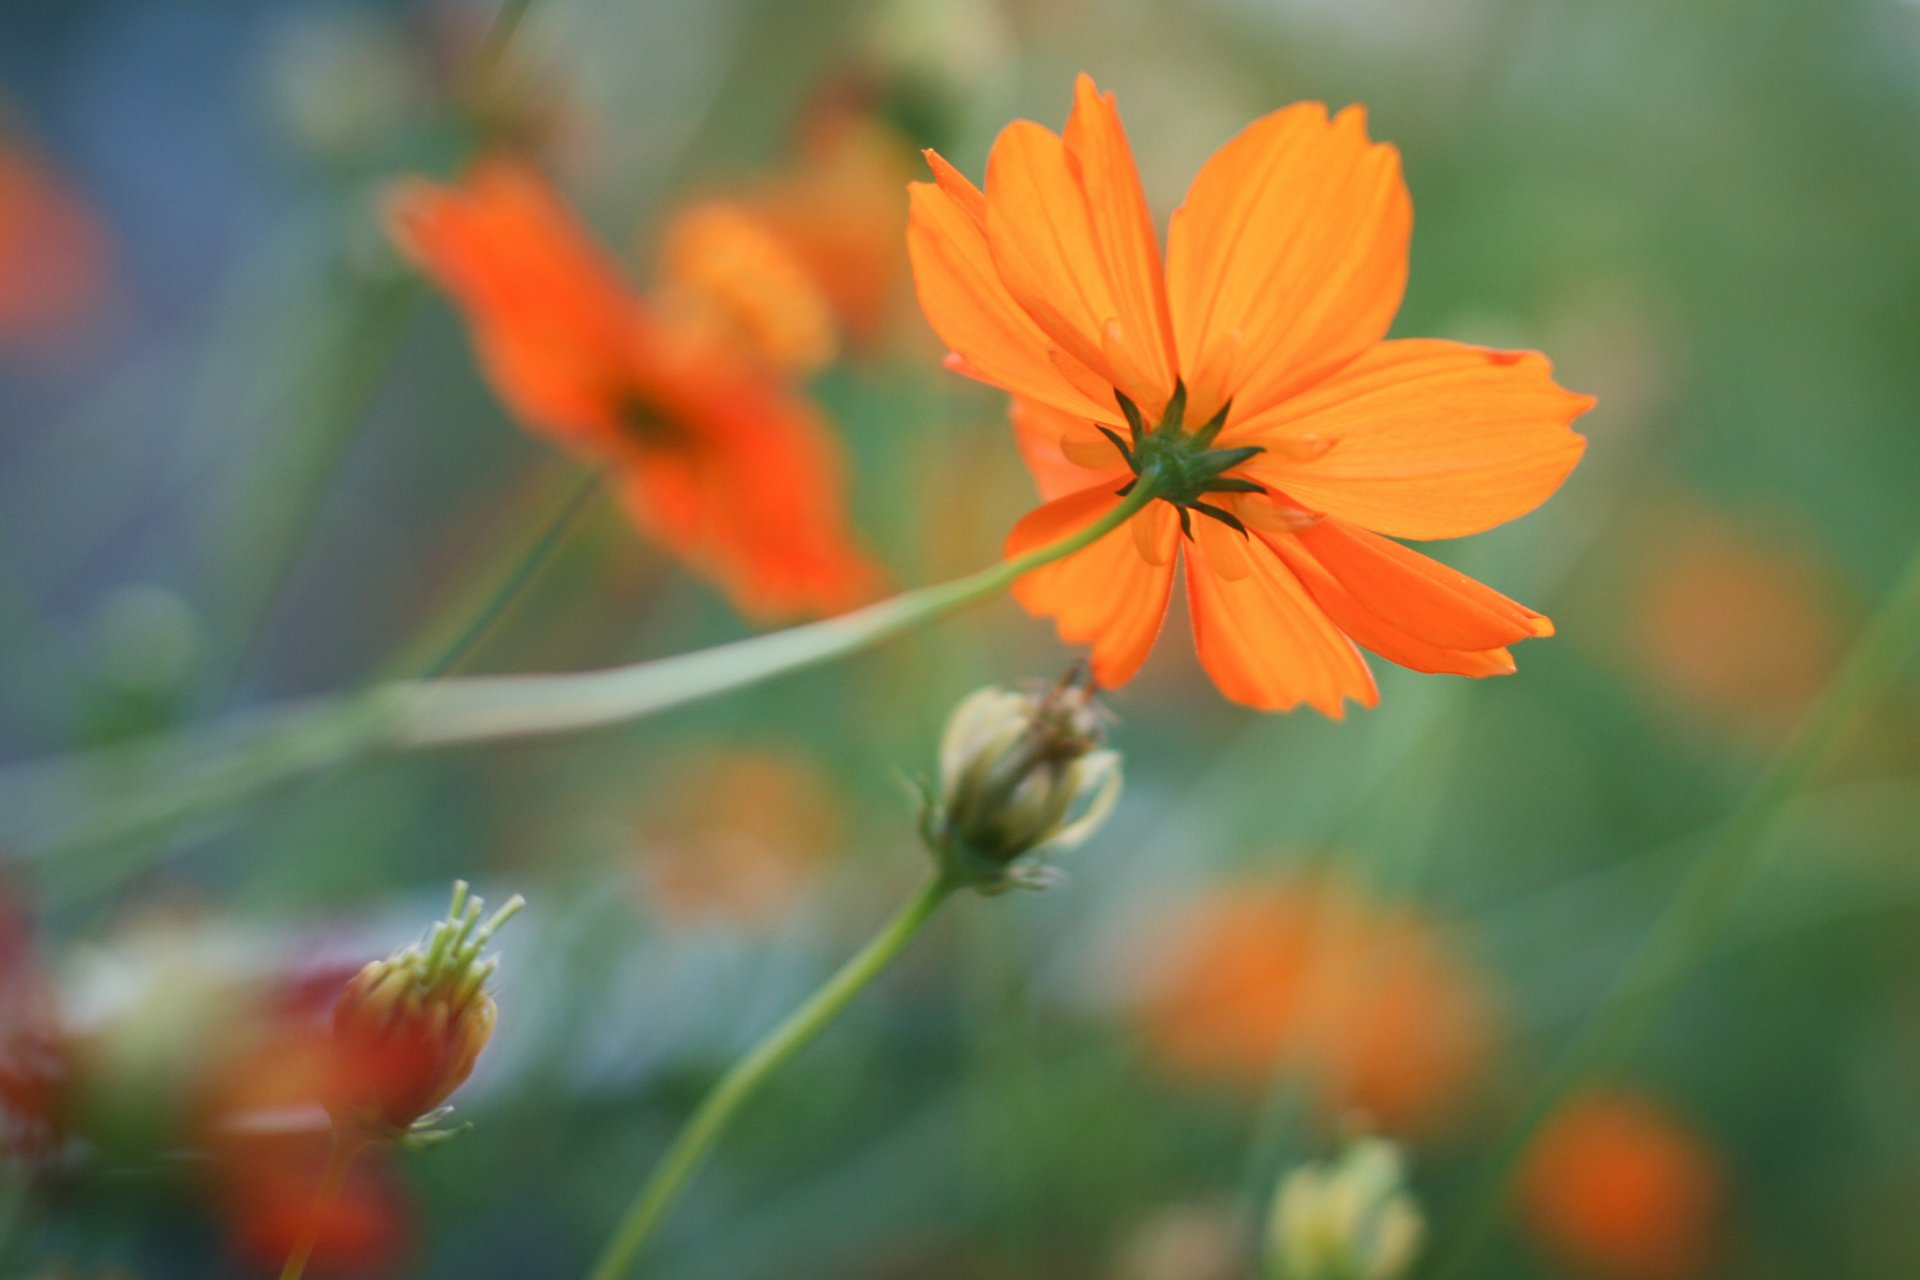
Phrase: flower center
[
  {"left": 1107, "top": 382, "right": 1264, "bottom": 537},
  {"left": 617, "top": 394, "right": 693, "bottom": 452}
]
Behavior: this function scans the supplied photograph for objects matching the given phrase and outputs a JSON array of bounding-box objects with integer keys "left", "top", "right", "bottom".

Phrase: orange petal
[
  {"left": 1185, "top": 519, "right": 1378, "bottom": 715},
  {"left": 908, "top": 166, "right": 1114, "bottom": 420},
  {"left": 1292, "top": 518, "right": 1550, "bottom": 649},
  {"left": 1011, "top": 396, "right": 1131, "bottom": 502},
  {"left": 1006, "top": 488, "right": 1179, "bottom": 688},
  {"left": 1235, "top": 339, "right": 1592, "bottom": 541},
  {"left": 925, "top": 149, "right": 987, "bottom": 224},
  {"left": 1265, "top": 528, "right": 1523, "bottom": 677},
  {"left": 1166, "top": 103, "right": 1410, "bottom": 425},
  {"left": 984, "top": 81, "right": 1176, "bottom": 413},
  {"left": 1059, "top": 75, "right": 1179, "bottom": 406},
  {"left": 385, "top": 161, "right": 637, "bottom": 444}
]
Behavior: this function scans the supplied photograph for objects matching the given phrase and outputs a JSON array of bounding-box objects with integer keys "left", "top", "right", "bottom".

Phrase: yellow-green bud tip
[{"left": 1268, "top": 1136, "right": 1424, "bottom": 1280}]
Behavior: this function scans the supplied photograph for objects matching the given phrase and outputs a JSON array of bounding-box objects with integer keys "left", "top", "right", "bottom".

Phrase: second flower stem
[
  {"left": 585, "top": 874, "right": 957, "bottom": 1280},
  {"left": 1426, "top": 534, "right": 1920, "bottom": 1279}
]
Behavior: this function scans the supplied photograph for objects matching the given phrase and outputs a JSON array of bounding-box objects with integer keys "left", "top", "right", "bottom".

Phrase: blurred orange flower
[
  {"left": 1519, "top": 1090, "right": 1726, "bottom": 1280},
  {"left": 388, "top": 161, "right": 878, "bottom": 619},
  {"left": 749, "top": 105, "right": 916, "bottom": 347},
  {"left": 909, "top": 76, "right": 1592, "bottom": 713},
  {"left": 0, "top": 136, "right": 113, "bottom": 355},
  {"left": 0, "top": 885, "right": 63, "bottom": 1164},
  {"left": 1129, "top": 876, "right": 1495, "bottom": 1133},
  {"left": 652, "top": 104, "right": 915, "bottom": 367},
  {"left": 655, "top": 198, "right": 841, "bottom": 377},
  {"left": 194, "top": 966, "right": 410, "bottom": 1277},
  {"left": 215, "top": 1130, "right": 412, "bottom": 1278},
  {"left": 1634, "top": 509, "right": 1848, "bottom": 742},
  {"left": 633, "top": 747, "right": 842, "bottom": 927}
]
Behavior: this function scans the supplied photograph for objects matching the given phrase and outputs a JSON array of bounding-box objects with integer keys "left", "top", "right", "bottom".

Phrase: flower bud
[
  {"left": 1268, "top": 1136, "right": 1424, "bottom": 1280},
  {"left": 326, "top": 882, "right": 522, "bottom": 1144},
  {"left": 918, "top": 670, "right": 1123, "bottom": 892}
]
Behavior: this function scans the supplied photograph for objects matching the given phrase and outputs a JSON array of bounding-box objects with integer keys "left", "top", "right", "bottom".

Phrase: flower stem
[
  {"left": 9, "top": 477, "right": 1159, "bottom": 869},
  {"left": 585, "top": 874, "right": 957, "bottom": 1280},
  {"left": 401, "top": 477, "right": 1159, "bottom": 747},
  {"left": 413, "top": 467, "right": 605, "bottom": 679},
  {"left": 1425, "top": 536, "right": 1920, "bottom": 1280},
  {"left": 277, "top": 1134, "right": 361, "bottom": 1280}
]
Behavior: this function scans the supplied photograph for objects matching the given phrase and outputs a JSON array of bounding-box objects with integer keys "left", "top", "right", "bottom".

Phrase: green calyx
[{"left": 1104, "top": 382, "right": 1263, "bottom": 537}]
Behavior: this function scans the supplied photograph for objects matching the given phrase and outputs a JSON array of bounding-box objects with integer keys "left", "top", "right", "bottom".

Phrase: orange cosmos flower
[
  {"left": 1129, "top": 875, "right": 1495, "bottom": 1134},
  {"left": 909, "top": 76, "right": 1594, "bottom": 712},
  {"left": 388, "top": 160, "right": 878, "bottom": 620},
  {"left": 1519, "top": 1090, "right": 1726, "bottom": 1280}
]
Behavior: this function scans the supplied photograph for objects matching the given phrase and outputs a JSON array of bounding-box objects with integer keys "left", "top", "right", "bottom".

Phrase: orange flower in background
[
  {"left": 653, "top": 103, "right": 915, "bottom": 364},
  {"left": 216, "top": 1131, "right": 412, "bottom": 1277},
  {"left": 0, "top": 886, "right": 63, "bottom": 1164},
  {"left": 749, "top": 104, "right": 916, "bottom": 346},
  {"left": 655, "top": 198, "right": 841, "bottom": 376},
  {"left": 1519, "top": 1091, "right": 1726, "bottom": 1280},
  {"left": 633, "top": 748, "right": 842, "bottom": 927},
  {"left": 388, "top": 161, "right": 879, "bottom": 620},
  {"left": 1129, "top": 876, "right": 1495, "bottom": 1134},
  {"left": 909, "top": 76, "right": 1593, "bottom": 712},
  {"left": 197, "top": 975, "right": 412, "bottom": 1278},
  {"left": 0, "top": 135, "right": 113, "bottom": 355}
]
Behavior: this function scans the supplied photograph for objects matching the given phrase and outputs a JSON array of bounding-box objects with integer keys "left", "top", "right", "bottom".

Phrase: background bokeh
[{"left": 2, "top": 0, "right": 1918, "bottom": 1276}]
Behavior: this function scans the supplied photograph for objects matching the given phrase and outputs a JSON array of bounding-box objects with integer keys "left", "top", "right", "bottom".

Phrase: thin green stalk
[
  {"left": 472, "top": 0, "right": 541, "bottom": 83},
  {"left": 586, "top": 874, "right": 957, "bottom": 1280},
  {"left": 31, "top": 470, "right": 605, "bottom": 908},
  {"left": 414, "top": 468, "right": 605, "bottom": 679},
  {"left": 399, "top": 478, "right": 1159, "bottom": 747},
  {"left": 277, "top": 1134, "right": 361, "bottom": 1280},
  {"left": 218, "top": 0, "right": 549, "bottom": 679},
  {"left": 1425, "top": 537, "right": 1920, "bottom": 1280},
  {"left": 9, "top": 479, "right": 1159, "bottom": 867}
]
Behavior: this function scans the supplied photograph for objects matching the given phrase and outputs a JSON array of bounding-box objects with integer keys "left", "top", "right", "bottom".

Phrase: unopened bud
[
  {"left": 1268, "top": 1137, "right": 1424, "bottom": 1280},
  {"left": 917, "top": 670, "right": 1123, "bottom": 893},
  {"left": 327, "top": 882, "right": 522, "bottom": 1144}
]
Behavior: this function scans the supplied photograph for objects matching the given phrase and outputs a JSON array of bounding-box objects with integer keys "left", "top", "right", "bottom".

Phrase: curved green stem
[
  {"left": 586, "top": 874, "right": 957, "bottom": 1280},
  {"left": 11, "top": 479, "right": 1158, "bottom": 872},
  {"left": 1425, "top": 536, "right": 1920, "bottom": 1280},
  {"left": 400, "top": 477, "right": 1158, "bottom": 747},
  {"left": 414, "top": 468, "right": 604, "bottom": 679},
  {"left": 472, "top": 0, "right": 541, "bottom": 84}
]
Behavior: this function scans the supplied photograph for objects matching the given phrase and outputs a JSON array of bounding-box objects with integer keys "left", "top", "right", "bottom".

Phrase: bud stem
[
  {"left": 276, "top": 1133, "right": 363, "bottom": 1280},
  {"left": 585, "top": 873, "right": 958, "bottom": 1280}
]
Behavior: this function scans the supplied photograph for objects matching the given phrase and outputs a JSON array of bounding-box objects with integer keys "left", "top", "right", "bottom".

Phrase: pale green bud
[
  {"left": 1268, "top": 1137, "right": 1424, "bottom": 1280},
  {"left": 917, "top": 671, "right": 1123, "bottom": 893}
]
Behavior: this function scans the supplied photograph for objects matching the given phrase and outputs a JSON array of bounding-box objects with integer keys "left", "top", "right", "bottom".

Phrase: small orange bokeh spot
[{"left": 1519, "top": 1090, "right": 1727, "bottom": 1280}]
